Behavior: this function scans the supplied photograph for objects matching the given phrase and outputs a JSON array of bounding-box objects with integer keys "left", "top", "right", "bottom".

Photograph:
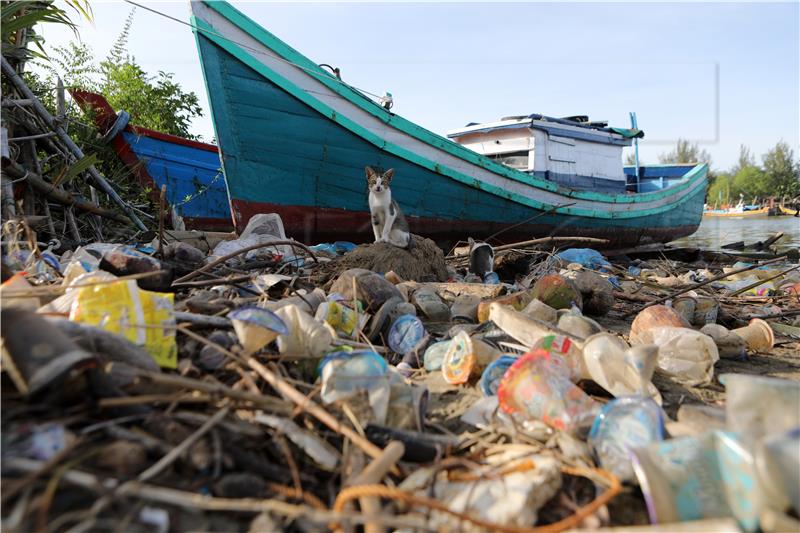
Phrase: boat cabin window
[{"left": 488, "top": 150, "right": 529, "bottom": 170}]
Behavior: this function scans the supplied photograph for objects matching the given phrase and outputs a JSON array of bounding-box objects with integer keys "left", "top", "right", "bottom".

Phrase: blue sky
[{"left": 38, "top": 1, "right": 799, "bottom": 170}]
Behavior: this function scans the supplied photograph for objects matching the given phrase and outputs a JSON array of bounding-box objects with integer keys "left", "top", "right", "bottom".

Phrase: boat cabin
[{"left": 447, "top": 114, "right": 643, "bottom": 193}]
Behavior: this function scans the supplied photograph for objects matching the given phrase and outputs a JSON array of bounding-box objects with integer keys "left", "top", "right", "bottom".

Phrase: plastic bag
[
  {"left": 69, "top": 280, "right": 177, "bottom": 369},
  {"left": 633, "top": 327, "right": 718, "bottom": 386},
  {"left": 556, "top": 248, "right": 611, "bottom": 271}
]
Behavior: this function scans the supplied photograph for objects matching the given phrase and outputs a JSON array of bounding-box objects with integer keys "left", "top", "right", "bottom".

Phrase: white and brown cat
[{"left": 366, "top": 166, "right": 412, "bottom": 249}]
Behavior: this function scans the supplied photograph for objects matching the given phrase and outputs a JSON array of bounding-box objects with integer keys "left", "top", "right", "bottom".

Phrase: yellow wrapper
[{"left": 69, "top": 280, "right": 177, "bottom": 368}]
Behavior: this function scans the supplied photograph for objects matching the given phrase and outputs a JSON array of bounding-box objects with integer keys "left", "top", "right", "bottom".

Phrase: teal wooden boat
[{"left": 190, "top": 1, "right": 708, "bottom": 247}]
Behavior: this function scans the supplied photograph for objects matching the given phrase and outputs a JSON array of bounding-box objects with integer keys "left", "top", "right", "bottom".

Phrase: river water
[{"left": 671, "top": 215, "right": 800, "bottom": 251}]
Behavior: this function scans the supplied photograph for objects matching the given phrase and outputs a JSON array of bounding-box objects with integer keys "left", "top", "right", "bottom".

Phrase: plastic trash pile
[{"left": 2, "top": 218, "right": 799, "bottom": 532}]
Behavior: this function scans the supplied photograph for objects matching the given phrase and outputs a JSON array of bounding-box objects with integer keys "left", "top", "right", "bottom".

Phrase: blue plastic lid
[{"left": 388, "top": 314, "right": 425, "bottom": 354}]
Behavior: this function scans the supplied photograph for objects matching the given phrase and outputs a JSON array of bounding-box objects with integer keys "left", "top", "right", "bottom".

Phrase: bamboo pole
[{"left": 1, "top": 57, "right": 146, "bottom": 230}]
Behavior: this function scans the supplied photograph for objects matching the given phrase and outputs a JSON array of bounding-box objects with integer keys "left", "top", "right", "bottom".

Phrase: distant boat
[
  {"left": 70, "top": 90, "right": 233, "bottom": 231},
  {"left": 189, "top": 1, "right": 708, "bottom": 247},
  {"left": 703, "top": 201, "right": 769, "bottom": 217}
]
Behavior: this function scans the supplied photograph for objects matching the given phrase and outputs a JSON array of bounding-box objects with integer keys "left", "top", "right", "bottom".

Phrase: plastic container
[
  {"left": 479, "top": 355, "right": 517, "bottom": 396},
  {"left": 441, "top": 330, "right": 502, "bottom": 384},
  {"left": 632, "top": 327, "right": 719, "bottom": 386},
  {"left": 314, "top": 300, "right": 366, "bottom": 340},
  {"left": 387, "top": 314, "right": 426, "bottom": 354},
  {"left": 732, "top": 318, "right": 774, "bottom": 352},
  {"left": 319, "top": 350, "right": 388, "bottom": 404},
  {"left": 588, "top": 396, "right": 665, "bottom": 482},
  {"left": 423, "top": 340, "right": 452, "bottom": 372},
  {"left": 529, "top": 334, "right": 584, "bottom": 380},
  {"left": 497, "top": 349, "right": 598, "bottom": 434}
]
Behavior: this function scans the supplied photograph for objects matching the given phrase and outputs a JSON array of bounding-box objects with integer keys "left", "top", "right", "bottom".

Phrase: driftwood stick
[
  {"left": 171, "top": 274, "right": 253, "bottom": 289},
  {"left": 137, "top": 407, "right": 230, "bottom": 482},
  {"left": 175, "top": 239, "right": 319, "bottom": 283},
  {"left": 4, "top": 458, "right": 426, "bottom": 529},
  {"left": 157, "top": 184, "right": 166, "bottom": 258},
  {"left": 622, "top": 255, "right": 788, "bottom": 318},
  {"left": 3, "top": 160, "right": 130, "bottom": 223},
  {"left": 174, "top": 311, "right": 232, "bottom": 328},
  {"left": 246, "top": 357, "right": 391, "bottom": 466},
  {"left": 1, "top": 57, "right": 146, "bottom": 230},
  {"left": 492, "top": 236, "right": 609, "bottom": 253},
  {"left": 133, "top": 369, "right": 291, "bottom": 415},
  {"left": 347, "top": 441, "right": 405, "bottom": 533}
]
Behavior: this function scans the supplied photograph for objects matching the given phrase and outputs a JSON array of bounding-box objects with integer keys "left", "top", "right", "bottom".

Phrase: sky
[{"left": 36, "top": 1, "right": 800, "bottom": 171}]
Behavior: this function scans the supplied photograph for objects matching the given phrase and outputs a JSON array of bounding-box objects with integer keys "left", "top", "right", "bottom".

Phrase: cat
[
  {"left": 468, "top": 237, "right": 495, "bottom": 278},
  {"left": 366, "top": 166, "right": 412, "bottom": 249}
]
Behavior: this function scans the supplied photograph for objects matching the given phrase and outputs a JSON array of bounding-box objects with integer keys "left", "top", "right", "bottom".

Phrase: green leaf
[{"left": 55, "top": 154, "right": 98, "bottom": 187}]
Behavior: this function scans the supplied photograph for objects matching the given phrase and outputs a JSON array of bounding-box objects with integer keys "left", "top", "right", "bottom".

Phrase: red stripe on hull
[{"left": 230, "top": 199, "right": 693, "bottom": 247}]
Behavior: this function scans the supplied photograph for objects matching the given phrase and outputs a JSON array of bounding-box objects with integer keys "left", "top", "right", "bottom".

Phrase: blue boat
[
  {"left": 190, "top": 1, "right": 708, "bottom": 247},
  {"left": 71, "top": 91, "right": 233, "bottom": 231}
]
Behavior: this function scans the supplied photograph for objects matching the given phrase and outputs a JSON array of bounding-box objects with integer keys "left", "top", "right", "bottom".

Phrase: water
[{"left": 671, "top": 215, "right": 800, "bottom": 251}]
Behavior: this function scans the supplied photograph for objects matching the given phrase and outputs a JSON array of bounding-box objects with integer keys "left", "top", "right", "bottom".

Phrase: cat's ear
[
  {"left": 365, "top": 166, "right": 377, "bottom": 182},
  {"left": 383, "top": 168, "right": 394, "bottom": 184},
  {"left": 468, "top": 237, "right": 475, "bottom": 249}
]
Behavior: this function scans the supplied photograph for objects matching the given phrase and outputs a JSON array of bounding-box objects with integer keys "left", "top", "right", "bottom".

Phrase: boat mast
[{"left": 629, "top": 112, "right": 640, "bottom": 191}]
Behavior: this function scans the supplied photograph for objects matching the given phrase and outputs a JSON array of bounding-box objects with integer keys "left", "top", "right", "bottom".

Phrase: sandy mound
[{"left": 317, "top": 234, "right": 449, "bottom": 283}]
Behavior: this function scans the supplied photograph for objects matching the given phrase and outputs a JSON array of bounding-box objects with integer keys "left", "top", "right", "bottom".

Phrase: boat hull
[
  {"left": 191, "top": 1, "right": 708, "bottom": 247},
  {"left": 70, "top": 91, "right": 234, "bottom": 231}
]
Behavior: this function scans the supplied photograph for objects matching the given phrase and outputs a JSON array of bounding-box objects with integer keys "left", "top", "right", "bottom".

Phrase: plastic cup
[
  {"left": 228, "top": 306, "right": 289, "bottom": 355},
  {"left": 521, "top": 298, "right": 558, "bottom": 324},
  {"left": 732, "top": 318, "right": 774, "bottom": 352},
  {"left": 479, "top": 355, "right": 517, "bottom": 396},
  {"left": 672, "top": 295, "right": 697, "bottom": 325},
  {"left": 423, "top": 340, "right": 452, "bottom": 372},
  {"left": 497, "top": 349, "right": 597, "bottom": 433},
  {"left": 441, "top": 331, "right": 501, "bottom": 384}
]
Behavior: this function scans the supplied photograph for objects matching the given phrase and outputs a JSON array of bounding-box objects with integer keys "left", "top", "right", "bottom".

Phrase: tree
[
  {"left": 731, "top": 165, "right": 768, "bottom": 201},
  {"left": 707, "top": 172, "right": 732, "bottom": 206},
  {"left": 732, "top": 144, "right": 755, "bottom": 175},
  {"left": 98, "top": 8, "right": 203, "bottom": 139},
  {"left": 658, "top": 138, "right": 712, "bottom": 166},
  {"left": 761, "top": 141, "right": 800, "bottom": 198}
]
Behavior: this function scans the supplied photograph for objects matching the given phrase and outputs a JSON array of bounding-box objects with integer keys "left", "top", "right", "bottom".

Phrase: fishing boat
[
  {"left": 189, "top": 1, "right": 708, "bottom": 246},
  {"left": 70, "top": 90, "right": 233, "bottom": 231},
  {"left": 703, "top": 200, "right": 769, "bottom": 218}
]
